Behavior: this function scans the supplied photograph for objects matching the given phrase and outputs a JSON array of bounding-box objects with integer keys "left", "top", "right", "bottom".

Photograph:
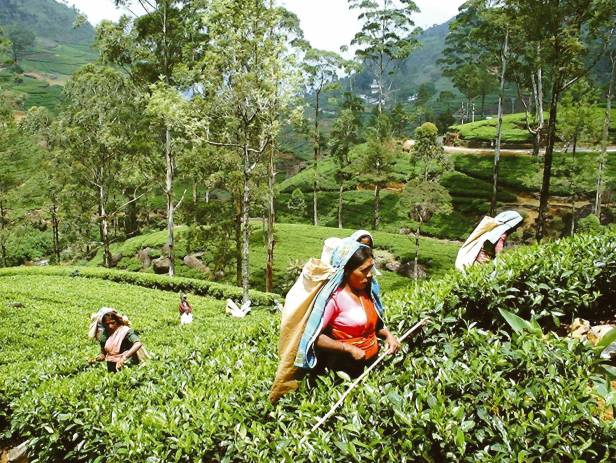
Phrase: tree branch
[{"left": 108, "top": 192, "right": 146, "bottom": 218}]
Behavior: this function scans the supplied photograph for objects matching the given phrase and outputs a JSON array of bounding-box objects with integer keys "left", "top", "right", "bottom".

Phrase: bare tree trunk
[
  {"left": 241, "top": 143, "right": 251, "bottom": 304},
  {"left": 265, "top": 144, "right": 276, "bottom": 293},
  {"left": 570, "top": 133, "right": 577, "bottom": 236},
  {"left": 192, "top": 181, "right": 198, "bottom": 224},
  {"left": 313, "top": 88, "right": 321, "bottom": 226},
  {"left": 0, "top": 197, "right": 7, "bottom": 267},
  {"left": 205, "top": 190, "right": 210, "bottom": 204},
  {"left": 490, "top": 29, "right": 508, "bottom": 217},
  {"left": 234, "top": 198, "right": 242, "bottom": 287},
  {"left": 124, "top": 191, "right": 138, "bottom": 237},
  {"left": 373, "top": 185, "right": 380, "bottom": 230},
  {"left": 338, "top": 183, "right": 344, "bottom": 229},
  {"left": 50, "top": 202, "right": 60, "bottom": 262},
  {"left": 595, "top": 54, "right": 615, "bottom": 218},
  {"left": 534, "top": 67, "right": 544, "bottom": 157},
  {"left": 99, "top": 184, "right": 111, "bottom": 268},
  {"left": 536, "top": 74, "right": 562, "bottom": 243},
  {"left": 164, "top": 126, "right": 175, "bottom": 276},
  {"left": 414, "top": 222, "right": 421, "bottom": 280}
]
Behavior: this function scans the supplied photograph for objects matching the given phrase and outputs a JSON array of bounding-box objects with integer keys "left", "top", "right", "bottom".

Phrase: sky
[{"left": 65, "top": 0, "right": 464, "bottom": 54}]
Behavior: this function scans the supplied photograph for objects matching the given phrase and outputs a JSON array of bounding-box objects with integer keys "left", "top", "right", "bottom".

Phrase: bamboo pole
[{"left": 299, "top": 317, "right": 431, "bottom": 445}]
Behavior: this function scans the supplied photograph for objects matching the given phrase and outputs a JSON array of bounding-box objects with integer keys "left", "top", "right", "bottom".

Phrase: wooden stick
[{"left": 299, "top": 317, "right": 430, "bottom": 445}]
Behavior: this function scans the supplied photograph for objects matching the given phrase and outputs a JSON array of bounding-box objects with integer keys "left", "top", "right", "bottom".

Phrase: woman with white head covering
[{"left": 455, "top": 210, "right": 523, "bottom": 271}]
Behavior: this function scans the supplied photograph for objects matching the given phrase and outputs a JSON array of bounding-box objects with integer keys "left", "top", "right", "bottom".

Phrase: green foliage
[
  {"left": 1, "top": 232, "right": 616, "bottom": 461},
  {"left": 577, "top": 214, "right": 603, "bottom": 234},
  {"left": 0, "top": 265, "right": 280, "bottom": 307},
  {"left": 286, "top": 188, "right": 307, "bottom": 215}
]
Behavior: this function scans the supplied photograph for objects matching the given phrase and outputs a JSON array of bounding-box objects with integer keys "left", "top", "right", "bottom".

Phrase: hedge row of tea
[
  {"left": 0, "top": 266, "right": 281, "bottom": 307},
  {"left": 1, "top": 231, "right": 615, "bottom": 462}
]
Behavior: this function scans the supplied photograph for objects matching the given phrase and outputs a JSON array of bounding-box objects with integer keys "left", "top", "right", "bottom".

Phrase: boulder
[
  {"left": 402, "top": 139, "right": 415, "bottom": 152},
  {"left": 183, "top": 254, "right": 210, "bottom": 274},
  {"left": 110, "top": 253, "right": 123, "bottom": 268},
  {"left": 397, "top": 261, "right": 427, "bottom": 279},
  {"left": 152, "top": 257, "right": 171, "bottom": 274},
  {"left": 161, "top": 243, "right": 171, "bottom": 256},
  {"left": 33, "top": 258, "right": 49, "bottom": 266},
  {"left": 373, "top": 249, "right": 399, "bottom": 273},
  {"left": 137, "top": 247, "right": 153, "bottom": 269}
]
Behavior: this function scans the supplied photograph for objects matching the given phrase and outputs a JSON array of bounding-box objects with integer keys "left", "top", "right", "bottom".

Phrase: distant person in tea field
[
  {"left": 270, "top": 239, "right": 400, "bottom": 402},
  {"left": 455, "top": 210, "right": 523, "bottom": 271},
  {"left": 178, "top": 294, "right": 193, "bottom": 325},
  {"left": 89, "top": 309, "right": 146, "bottom": 372}
]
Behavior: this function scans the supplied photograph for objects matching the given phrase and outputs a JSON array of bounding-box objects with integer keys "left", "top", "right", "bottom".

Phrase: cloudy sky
[{"left": 65, "top": 0, "right": 464, "bottom": 53}]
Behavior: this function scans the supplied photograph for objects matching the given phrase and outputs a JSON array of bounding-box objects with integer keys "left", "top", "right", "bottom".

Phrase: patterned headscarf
[{"left": 294, "top": 238, "right": 384, "bottom": 370}]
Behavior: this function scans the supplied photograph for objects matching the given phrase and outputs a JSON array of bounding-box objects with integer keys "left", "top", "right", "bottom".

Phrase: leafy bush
[
  {"left": 1, "top": 232, "right": 616, "bottom": 462},
  {"left": 0, "top": 266, "right": 281, "bottom": 307},
  {"left": 578, "top": 214, "right": 603, "bottom": 234}
]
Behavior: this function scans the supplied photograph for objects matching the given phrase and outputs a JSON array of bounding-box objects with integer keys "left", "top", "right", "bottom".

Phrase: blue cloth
[{"left": 294, "top": 238, "right": 385, "bottom": 370}]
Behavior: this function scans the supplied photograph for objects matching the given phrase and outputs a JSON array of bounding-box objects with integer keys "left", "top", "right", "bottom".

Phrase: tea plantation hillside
[
  {"left": 278, "top": 143, "right": 616, "bottom": 239},
  {"left": 2, "top": 231, "right": 616, "bottom": 462},
  {"left": 87, "top": 223, "right": 460, "bottom": 294}
]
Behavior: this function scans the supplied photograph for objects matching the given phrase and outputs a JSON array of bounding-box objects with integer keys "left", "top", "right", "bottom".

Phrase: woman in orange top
[{"left": 315, "top": 245, "right": 400, "bottom": 377}]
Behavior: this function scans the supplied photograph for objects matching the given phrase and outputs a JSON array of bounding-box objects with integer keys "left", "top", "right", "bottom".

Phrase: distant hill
[
  {"left": 0, "top": 0, "right": 98, "bottom": 110},
  {"left": 352, "top": 21, "right": 455, "bottom": 107},
  {"left": 0, "top": 0, "right": 95, "bottom": 43}
]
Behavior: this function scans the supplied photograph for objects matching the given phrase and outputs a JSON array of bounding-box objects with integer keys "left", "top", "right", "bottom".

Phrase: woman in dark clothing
[{"left": 93, "top": 311, "right": 143, "bottom": 373}]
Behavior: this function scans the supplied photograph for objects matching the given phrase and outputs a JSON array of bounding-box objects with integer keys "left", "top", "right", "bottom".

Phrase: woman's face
[
  {"left": 102, "top": 315, "right": 118, "bottom": 334},
  {"left": 358, "top": 236, "right": 373, "bottom": 247},
  {"left": 347, "top": 257, "right": 374, "bottom": 291}
]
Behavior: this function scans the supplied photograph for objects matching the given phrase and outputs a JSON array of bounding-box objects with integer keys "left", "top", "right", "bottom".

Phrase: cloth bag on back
[{"left": 269, "top": 257, "right": 335, "bottom": 403}]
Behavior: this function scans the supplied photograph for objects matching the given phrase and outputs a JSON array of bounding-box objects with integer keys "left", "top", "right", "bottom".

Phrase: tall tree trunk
[
  {"left": 124, "top": 192, "right": 138, "bottom": 237},
  {"left": 480, "top": 92, "right": 486, "bottom": 119},
  {"left": 373, "top": 185, "right": 380, "bottom": 230},
  {"left": 313, "top": 88, "right": 321, "bottom": 226},
  {"left": 338, "top": 183, "right": 344, "bottom": 229},
  {"left": 595, "top": 54, "right": 615, "bottom": 217},
  {"left": 99, "top": 184, "right": 111, "bottom": 268},
  {"left": 234, "top": 197, "right": 242, "bottom": 287},
  {"left": 536, "top": 74, "right": 562, "bottom": 243},
  {"left": 490, "top": 29, "right": 508, "bottom": 217},
  {"left": 0, "top": 197, "right": 7, "bottom": 267},
  {"left": 534, "top": 67, "right": 544, "bottom": 157},
  {"left": 192, "top": 181, "right": 198, "bottom": 224},
  {"left": 266, "top": 144, "right": 275, "bottom": 293},
  {"left": 164, "top": 126, "right": 175, "bottom": 276},
  {"left": 570, "top": 133, "right": 577, "bottom": 236},
  {"left": 50, "top": 201, "right": 60, "bottom": 262},
  {"left": 414, "top": 221, "right": 421, "bottom": 280},
  {"left": 241, "top": 143, "right": 251, "bottom": 304}
]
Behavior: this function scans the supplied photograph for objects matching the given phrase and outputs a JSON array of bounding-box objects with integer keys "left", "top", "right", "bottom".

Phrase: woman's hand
[
  {"left": 89, "top": 353, "right": 105, "bottom": 364},
  {"left": 116, "top": 355, "right": 128, "bottom": 370},
  {"left": 385, "top": 335, "right": 401, "bottom": 355},
  {"left": 346, "top": 345, "right": 366, "bottom": 362}
]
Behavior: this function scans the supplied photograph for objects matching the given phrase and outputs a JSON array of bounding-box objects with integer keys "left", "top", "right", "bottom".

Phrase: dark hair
[
  {"left": 344, "top": 246, "right": 373, "bottom": 276},
  {"left": 356, "top": 234, "right": 374, "bottom": 248},
  {"left": 102, "top": 312, "right": 126, "bottom": 329}
]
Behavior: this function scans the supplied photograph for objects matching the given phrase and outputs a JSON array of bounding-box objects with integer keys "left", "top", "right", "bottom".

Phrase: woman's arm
[
  {"left": 316, "top": 334, "right": 365, "bottom": 361},
  {"left": 377, "top": 326, "right": 401, "bottom": 354},
  {"left": 116, "top": 342, "right": 143, "bottom": 369}
]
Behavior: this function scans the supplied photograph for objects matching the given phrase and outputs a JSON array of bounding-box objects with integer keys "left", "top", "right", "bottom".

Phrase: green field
[
  {"left": 88, "top": 223, "right": 461, "bottom": 295},
  {"left": 448, "top": 110, "right": 616, "bottom": 144},
  {"left": 2, "top": 231, "right": 615, "bottom": 461}
]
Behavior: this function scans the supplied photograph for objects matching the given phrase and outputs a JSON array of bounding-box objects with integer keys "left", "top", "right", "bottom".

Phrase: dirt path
[{"left": 444, "top": 145, "right": 616, "bottom": 156}]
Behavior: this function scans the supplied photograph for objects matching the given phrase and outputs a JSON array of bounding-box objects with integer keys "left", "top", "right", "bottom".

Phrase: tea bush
[
  {"left": 0, "top": 266, "right": 281, "bottom": 307},
  {"left": 1, "top": 231, "right": 616, "bottom": 462}
]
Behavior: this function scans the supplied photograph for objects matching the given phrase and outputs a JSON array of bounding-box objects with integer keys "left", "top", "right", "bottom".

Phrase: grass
[
  {"left": 86, "top": 222, "right": 461, "bottom": 295},
  {"left": 449, "top": 110, "right": 616, "bottom": 144}
]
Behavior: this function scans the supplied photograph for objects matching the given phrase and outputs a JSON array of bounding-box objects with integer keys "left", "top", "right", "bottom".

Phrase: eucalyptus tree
[
  {"left": 443, "top": 0, "right": 513, "bottom": 217},
  {"left": 411, "top": 122, "right": 452, "bottom": 182},
  {"left": 558, "top": 82, "right": 598, "bottom": 235},
  {"left": 506, "top": 0, "right": 616, "bottom": 241},
  {"left": 19, "top": 106, "right": 65, "bottom": 261},
  {"left": 300, "top": 48, "right": 343, "bottom": 226},
  {"left": 0, "top": 90, "right": 20, "bottom": 267},
  {"left": 348, "top": 0, "right": 420, "bottom": 113},
  {"left": 57, "top": 65, "right": 142, "bottom": 268},
  {"left": 329, "top": 107, "right": 362, "bottom": 228},
  {"left": 358, "top": 113, "right": 399, "bottom": 229},
  {"left": 97, "top": 0, "right": 198, "bottom": 276},
  {"left": 194, "top": 0, "right": 297, "bottom": 303},
  {"left": 595, "top": 34, "right": 616, "bottom": 218}
]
